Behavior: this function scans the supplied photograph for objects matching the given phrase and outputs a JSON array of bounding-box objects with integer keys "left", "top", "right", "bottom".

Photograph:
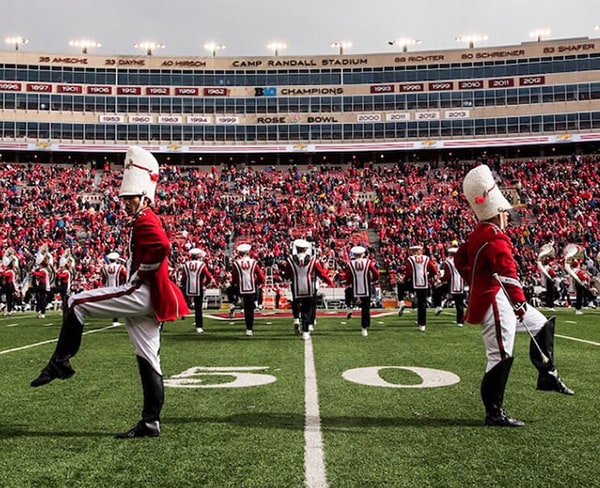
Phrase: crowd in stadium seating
[{"left": 1, "top": 153, "right": 600, "bottom": 307}]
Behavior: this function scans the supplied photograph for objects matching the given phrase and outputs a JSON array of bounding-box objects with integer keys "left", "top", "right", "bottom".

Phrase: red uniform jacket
[
  {"left": 454, "top": 221, "right": 525, "bottom": 324},
  {"left": 129, "top": 207, "right": 189, "bottom": 322}
]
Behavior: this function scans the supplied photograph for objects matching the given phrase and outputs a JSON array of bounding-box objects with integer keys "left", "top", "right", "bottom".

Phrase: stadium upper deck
[{"left": 0, "top": 37, "right": 599, "bottom": 163}]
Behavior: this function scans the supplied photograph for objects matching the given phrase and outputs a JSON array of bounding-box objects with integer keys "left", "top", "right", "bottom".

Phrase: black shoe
[
  {"left": 346, "top": 311, "right": 352, "bottom": 319},
  {"left": 485, "top": 409, "right": 525, "bottom": 427},
  {"left": 537, "top": 372, "right": 575, "bottom": 395},
  {"left": 30, "top": 358, "right": 75, "bottom": 387},
  {"left": 115, "top": 420, "right": 160, "bottom": 439}
]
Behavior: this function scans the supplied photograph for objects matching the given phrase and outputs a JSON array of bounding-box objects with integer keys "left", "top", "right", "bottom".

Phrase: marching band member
[
  {"left": 537, "top": 244, "right": 558, "bottom": 311},
  {"left": 31, "top": 245, "right": 54, "bottom": 319},
  {"left": 1, "top": 248, "right": 20, "bottom": 316},
  {"left": 345, "top": 245, "right": 380, "bottom": 337},
  {"left": 231, "top": 243, "right": 265, "bottom": 336},
  {"left": 438, "top": 245, "right": 466, "bottom": 327},
  {"left": 31, "top": 146, "right": 189, "bottom": 439},
  {"left": 55, "top": 249, "right": 76, "bottom": 312},
  {"left": 283, "top": 239, "right": 333, "bottom": 340},
  {"left": 181, "top": 248, "right": 215, "bottom": 334},
  {"left": 455, "top": 165, "right": 574, "bottom": 428},
  {"left": 399, "top": 244, "right": 438, "bottom": 332},
  {"left": 101, "top": 252, "right": 127, "bottom": 325}
]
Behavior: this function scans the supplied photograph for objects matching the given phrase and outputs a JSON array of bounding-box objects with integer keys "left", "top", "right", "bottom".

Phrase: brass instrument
[
  {"left": 2, "top": 247, "right": 19, "bottom": 269},
  {"left": 563, "top": 243, "right": 585, "bottom": 287},
  {"left": 536, "top": 243, "right": 555, "bottom": 281}
]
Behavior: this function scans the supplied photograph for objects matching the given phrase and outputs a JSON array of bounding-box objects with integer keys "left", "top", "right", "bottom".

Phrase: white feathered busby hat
[
  {"left": 463, "top": 165, "right": 512, "bottom": 221},
  {"left": 119, "top": 146, "right": 160, "bottom": 202}
]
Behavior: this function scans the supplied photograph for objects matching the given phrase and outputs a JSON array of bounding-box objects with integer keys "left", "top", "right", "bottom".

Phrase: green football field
[{"left": 0, "top": 306, "right": 598, "bottom": 488}]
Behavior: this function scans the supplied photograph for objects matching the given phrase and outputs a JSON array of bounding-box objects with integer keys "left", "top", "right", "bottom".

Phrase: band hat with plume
[
  {"left": 119, "top": 146, "right": 160, "bottom": 202},
  {"left": 190, "top": 248, "right": 206, "bottom": 258},
  {"left": 106, "top": 252, "right": 120, "bottom": 261},
  {"left": 463, "top": 164, "right": 512, "bottom": 221}
]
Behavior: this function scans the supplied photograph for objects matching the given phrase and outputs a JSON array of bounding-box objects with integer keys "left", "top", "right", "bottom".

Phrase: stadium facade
[{"left": 0, "top": 37, "right": 599, "bottom": 165}]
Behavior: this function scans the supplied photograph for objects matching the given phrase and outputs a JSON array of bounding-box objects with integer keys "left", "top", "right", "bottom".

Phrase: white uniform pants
[
  {"left": 481, "top": 289, "right": 548, "bottom": 372},
  {"left": 67, "top": 283, "right": 162, "bottom": 375}
]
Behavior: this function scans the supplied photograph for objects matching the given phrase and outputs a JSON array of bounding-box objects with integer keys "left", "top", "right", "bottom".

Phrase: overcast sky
[{"left": 2, "top": 0, "right": 599, "bottom": 57}]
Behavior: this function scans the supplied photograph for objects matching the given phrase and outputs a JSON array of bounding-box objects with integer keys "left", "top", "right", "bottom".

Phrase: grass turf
[{"left": 0, "top": 307, "right": 597, "bottom": 487}]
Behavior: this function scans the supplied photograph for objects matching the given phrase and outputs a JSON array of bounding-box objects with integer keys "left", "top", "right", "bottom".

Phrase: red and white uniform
[
  {"left": 32, "top": 266, "right": 53, "bottom": 292},
  {"left": 181, "top": 259, "right": 214, "bottom": 296},
  {"left": 68, "top": 207, "right": 189, "bottom": 374},
  {"left": 102, "top": 261, "right": 127, "bottom": 288},
  {"left": 56, "top": 268, "right": 73, "bottom": 294},
  {"left": 455, "top": 221, "right": 549, "bottom": 371},
  {"left": 284, "top": 255, "right": 333, "bottom": 297},
  {"left": 232, "top": 255, "right": 265, "bottom": 294},
  {"left": 405, "top": 254, "right": 437, "bottom": 289},
  {"left": 346, "top": 257, "right": 379, "bottom": 297},
  {"left": 538, "top": 261, "right": 556, "bottom": 288},
  {"left": 441, "top": 255, "right": 464, "bottom": 294}
]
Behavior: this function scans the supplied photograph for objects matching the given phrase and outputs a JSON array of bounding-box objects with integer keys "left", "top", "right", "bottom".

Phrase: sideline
[
  {"left": 0, "top": 324, "right": 121, "bottom": 356},
  {"left": 304, "top": 336, "right": 328, "bottom": 488}
]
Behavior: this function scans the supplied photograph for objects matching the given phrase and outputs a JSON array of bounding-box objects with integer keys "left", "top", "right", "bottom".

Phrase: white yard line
[
  {"left": 0, "top": 324, "right": 120, "bottom": 356},
  {"left": 556, "top": 334, "right": 600, "bottom": 347},
  {"left": 304, "top": 336, "right": 328, "bottom": 488}
]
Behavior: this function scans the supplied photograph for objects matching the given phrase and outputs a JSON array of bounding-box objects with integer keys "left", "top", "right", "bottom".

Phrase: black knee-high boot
[
  {"left": 137, "top": 355, "right": 164, "bottom": 424},
  {"left": 481, "top": 357, "right": 524, "bottom": 427},
  {"left": 30, "top": 309, "right": 83, "bottom": 387},
  {"left": 116, "top": 356, "right": 163, "bottom": 439},
  {"left": 530, "top": 317, "right": 574, "bottom": 395}
]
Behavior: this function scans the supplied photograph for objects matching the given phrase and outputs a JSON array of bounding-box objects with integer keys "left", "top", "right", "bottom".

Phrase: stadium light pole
[
  {"left": 455, "top": 34, "right": 488, "bottom": 49},
  {"left": 330, "top": 41, "right": 352, "bottom": 55},
  {"left": 204, "top": 42, "right": 226, "bottom": 57},
  {"left": 388, "top": 38, "right": 421, "bottom": 52},
  {"left": 529, "top": 29, "right": 550, "bottom": 43},
  {"left": 134, "top": 41, "right": 165, "bottom": 56},
  {"left": 69, "top": 39, "right": 102, "bottom": 54},
  {"left": 5, "top": 36, "right": 29, "bottom": 51},
  {"left": 267, "top": 41, "right": 287, "bottom": 56}
]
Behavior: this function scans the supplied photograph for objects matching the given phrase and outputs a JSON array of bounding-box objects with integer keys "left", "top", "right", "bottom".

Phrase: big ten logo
[{"left": 254, "top": 86, "right": 277, "bottom": 96}]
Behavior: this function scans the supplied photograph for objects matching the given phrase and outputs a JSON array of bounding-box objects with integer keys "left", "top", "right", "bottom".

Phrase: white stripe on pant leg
[{"left": 304, "top": 337, "right": 328, "bottom": 488}]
